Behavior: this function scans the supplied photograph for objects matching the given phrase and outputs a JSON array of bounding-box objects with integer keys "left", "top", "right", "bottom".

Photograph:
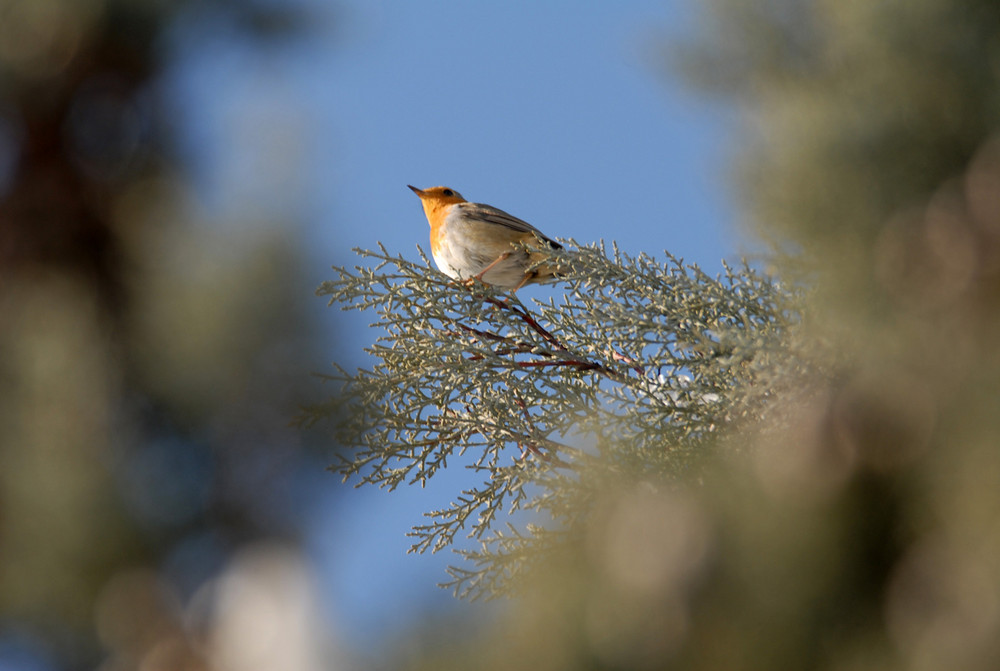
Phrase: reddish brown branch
[
  {"left": 477, "top": 293, "right": 567, "bottom": 352},
  {"left": 451, "top": 289, "right": 631, "bottom": 380},
  {"left": 515, "top": 359, "right": 605, "bottom": 370}
]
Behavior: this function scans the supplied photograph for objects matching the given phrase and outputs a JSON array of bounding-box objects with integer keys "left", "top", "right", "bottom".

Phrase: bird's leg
[
  {"left": 511, "top": 270, "right": 538, "bottom": 292},
  {"left": 474, "top": 251, "right": 512, "bottom": 281},
  {"left": 464, "top": 251, "right": 513, "bottom": 286}
]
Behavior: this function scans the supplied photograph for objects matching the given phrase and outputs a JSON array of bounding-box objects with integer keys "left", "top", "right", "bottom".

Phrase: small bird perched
[{"left": 408, "top": 185, "right": 562, "bottom": 290}]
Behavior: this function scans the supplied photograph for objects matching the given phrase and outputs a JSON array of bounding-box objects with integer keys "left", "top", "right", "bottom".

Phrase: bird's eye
[{"left": 442, "top": 189, "right": 454, "bottom": 197}]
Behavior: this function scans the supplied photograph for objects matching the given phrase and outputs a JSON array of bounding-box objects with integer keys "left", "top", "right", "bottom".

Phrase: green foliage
[
  {"left": 310, "top": 242, "right": 797, "bottom": 599},
  {"left": 675, "top": 0, "right": 1000, "bottom": 320}
]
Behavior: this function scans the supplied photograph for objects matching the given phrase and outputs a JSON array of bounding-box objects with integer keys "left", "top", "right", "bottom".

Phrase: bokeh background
[
  {"left": 0, "top": 1, "right": 733, "bottom": 668},
  {"left": 7, "top": 0, "right": 1000, "bottom": 669}
]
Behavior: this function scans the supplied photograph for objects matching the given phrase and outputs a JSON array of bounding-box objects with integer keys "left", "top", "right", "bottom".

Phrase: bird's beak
[{"left": 407, "top": 184, "right": 425, "bottom": 197}]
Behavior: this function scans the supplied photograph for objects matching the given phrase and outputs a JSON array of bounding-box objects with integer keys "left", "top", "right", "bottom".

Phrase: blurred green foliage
[
  {"left": 676, "top": 0, "right": 1000, "bottom": 323},
  {"left": 0, "top": 0, "right": 326, "bottom": 668}
]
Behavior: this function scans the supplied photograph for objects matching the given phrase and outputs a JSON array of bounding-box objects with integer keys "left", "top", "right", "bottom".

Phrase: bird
[{"left": 407, "top": 185, "right": 562, "bottom": 290}]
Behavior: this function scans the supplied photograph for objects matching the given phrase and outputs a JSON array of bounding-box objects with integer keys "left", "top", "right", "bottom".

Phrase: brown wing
[{"left": 457, "top": 202, "right": 562, "bottom": 249}]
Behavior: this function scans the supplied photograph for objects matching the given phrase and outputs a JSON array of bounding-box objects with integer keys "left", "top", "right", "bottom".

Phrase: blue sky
[
  {"left": 167, "top": 0, "right": 741, "bottom": 652},
  {"left": 314, "top": 2, "right": 737, "bottom": 266}
]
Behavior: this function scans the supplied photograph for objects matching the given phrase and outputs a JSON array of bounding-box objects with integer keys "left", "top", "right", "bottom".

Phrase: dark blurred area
[{"left": 0, "top": 0, "right": 333, "bottom": 668}]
